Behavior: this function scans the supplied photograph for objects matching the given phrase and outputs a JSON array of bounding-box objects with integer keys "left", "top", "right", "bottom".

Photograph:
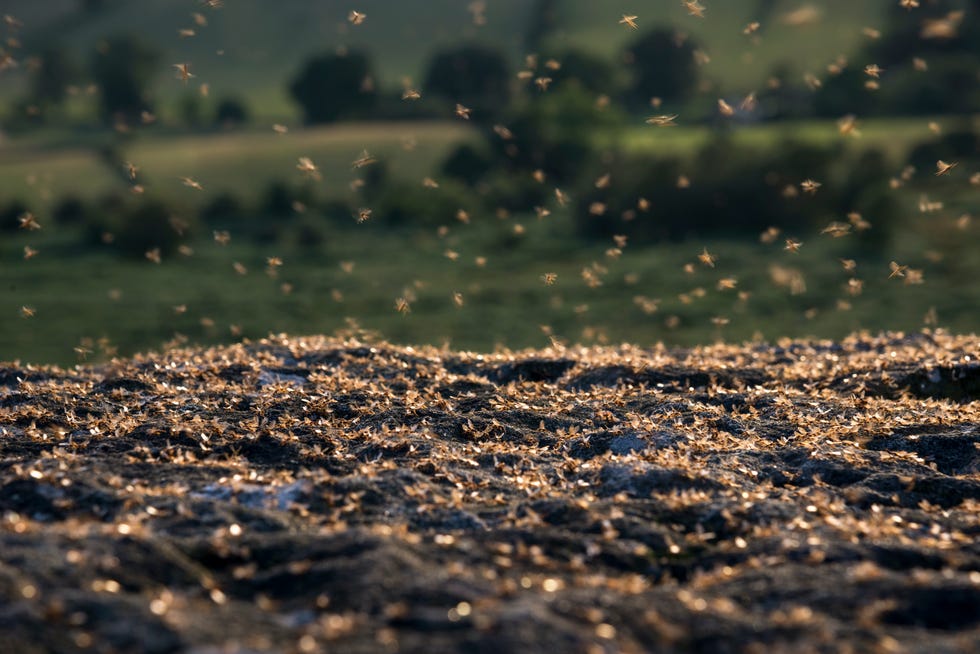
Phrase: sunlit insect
[
  {"left": 17, "top": 212, "right": 40, "bottom": 230},
  {"left": 838, "top": 114, "right": 859, "bottom": 136},
  {"left": 619, "top": 15, "right": 639, "bottom": 30},
  {"left": 840, "top": 258, "right": 857, "bottom": 272},
  {"left": 145, "top": 248, "right": 162, "bottom": 264},
  {"left": 402, "top": 88, "right": 421, "bottom": 100},
  {"left": 717, "top": 99, "right": 734, "bottom": 116},
  {"left": 348, "top": 10, "right": 366, "bottom": 25},
  {"left": 888, "top": 261, "right": 908, "bottom": 278},
  {"left": 541, "top": 273, "right": 558, "bottom": 285},
  {"left": 124, "top": 161, "right": 139, "bottom": 180},
  {"left": 23, "top": 245, "right": 39, "bottom": 260},
  {"left": 646, "top": 114, "right": 678, "bottom": 127},
  {"left": 935, "top": 160, "right": 957, "bottom": 176},
  {"left": 683, "top": 1, "right": 706, "bottom": 18},
  {"left": 352, "top": 150, "right": 377, "bottom": 168},
  {"left": 296, "top": 157, "right": 321, "bottom": 180},
  {"left": 760, "top": 226, "right": 781, "bottom": 244},
  {"left": 493, "top": 125, "right": 514, "bottom": 140},
  {"left": 455, "top": 104, "right": 471, "bottom": 119},
  {"left": 698, "top": 248, "right": 716, "bottom": 267},
  {"left": 821, "top": 222, "right": 852, "bottom": 238},
  {"left": 356, "top": 208, "right": 372, "bottom": 223},
  {"left": 800, "top": 179, "right": 821, "bottom": 194},
  {"left": 180, "top": 176, "right": 203, "bottom": 190},
  {"left": 900, "top": 0, "right": 919, "bottom": 9},
  {"left": 744, "top": 22, "right": 760, "bottom": 35},
  {"left": 272, "top": 123, "right": 288, "bottom": 134},
  {"left": 784, "top": 238, "right": 803, "bottom": 253},
  {"left": 19, "top": 305, "right": 35, "bottom": 318},
  {"left": 173, "top": 62, "right": 194, "bottom": 82},
  {"left": 864, "top": 64, "right": 884, "bottom": 78}
]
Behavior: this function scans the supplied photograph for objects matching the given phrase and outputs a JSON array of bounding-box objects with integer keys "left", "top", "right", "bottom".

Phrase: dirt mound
[{"left": 1, "top": 331, "right": 978, "bottom": 653}]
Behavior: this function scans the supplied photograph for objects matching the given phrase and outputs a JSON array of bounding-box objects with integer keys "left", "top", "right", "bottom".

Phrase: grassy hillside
[
  {"left": 6, "top": 0, "right": 534, "bottom": 119},
  {"left": 549, "top": 0, "right": 890, "bottom": 93},
  {"left": 0, "top": 121, "right": 472, "bottom": 213},
  {"left": 3, "top": 0, "right": 891, "bottom": 120}
]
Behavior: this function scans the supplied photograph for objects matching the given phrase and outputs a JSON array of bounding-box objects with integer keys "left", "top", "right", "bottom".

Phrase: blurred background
[{"left": 0, "top": 0, "right": 977, "bottom": 365}]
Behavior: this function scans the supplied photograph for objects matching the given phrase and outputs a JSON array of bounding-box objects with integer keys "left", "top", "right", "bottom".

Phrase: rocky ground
[{"left": 0, "top": 331, "right": 978, "bottom": 653}]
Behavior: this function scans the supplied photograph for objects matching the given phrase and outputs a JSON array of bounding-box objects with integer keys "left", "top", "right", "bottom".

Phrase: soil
[{"left": 1, "top": 331, "right": 978, "bottom": 653}]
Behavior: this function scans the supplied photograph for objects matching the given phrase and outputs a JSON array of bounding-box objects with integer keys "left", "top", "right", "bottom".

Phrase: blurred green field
[
  {"left": 551, "top": 0, "right": 888, "bottom": 93},
  {"left": 3, "top": 115, "right": 969, "bottom": 215},
  {"left": 3, "top": 192, "right": 977, "bottom": 366},
  {"left": 2, "top": 114, "right": 978, "bottom": 365},
  {"left": 0, "top": 122, "right": 473, "bottom": 213},
  {"left": 2, "top": 0, "right": 893, "bottom": 121}
]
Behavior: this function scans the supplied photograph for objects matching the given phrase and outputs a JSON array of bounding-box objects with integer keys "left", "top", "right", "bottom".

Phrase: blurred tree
[
  {"left": 179, "top": 93, "right": 205, "bottom": 128},
  {"left": 99, "top": 198, "right": 193, "bottom": 259},
  {"left": 525, "top": 0, "right": 560, "bottom": 52},
  {"left": 52, "top": 196, "right": 90, "bottom": 227},
  {"left": 289, "top": 50, "right": 377, "bottom": 124},
  {"left": 813, "top": 67, "right": 883, "bottom": 117},
  {"left": 544, "top": 49, "right": 619, "bottom": 96},
  {"left": 622, "top": 29, "right": 699, "bottom": 109},
  {"left": 0, "top": 200, "right": 33, "bottom": 232},
  {"left": 842, "top": 0, "right": 980, "bottom": 115},
  {"left": 90, "top": 36, "right": 159, "bottom": 126},
  {"left": 80, "top": 0, "right": 108, "bottom": 13},
  {"left": 29, "top": 46, "right": 80, "bottom": 116},
  {"left": 423, "top": 45, "right": 512, "bottom": 122},
  {"left": 214, "top": 97, "right": 249, "bottom": 127}
]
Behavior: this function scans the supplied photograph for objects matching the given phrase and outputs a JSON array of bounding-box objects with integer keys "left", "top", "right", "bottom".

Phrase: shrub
[
  {"left": 622, "top": 28, "right": 699, "bottom": 110},
  {"left": 289, "top": 50, "right": 377, "bottom": 124},
  {"left": 112, "top": 198, "right": 195, "bottom": 260},
  {"left": 52, "top": 196, "right": 90, "bottom": 227},
  {"left": 572, "top": 138, "right": 897, "bottom": 247},
  {"left": 372, "top": 179, "right": 474, "bottom": 229},
  {"left": 0, "top": 200, "right": 33, "bottom": 233},
  {"left": 423, "top": 45, "right": 512, "bottom": 122},
  {"left": 215, "top": 97, "right": 249, "bottom": 127},
  {"left": 199, "top": 193, "right": 246, "bottom": 230}
]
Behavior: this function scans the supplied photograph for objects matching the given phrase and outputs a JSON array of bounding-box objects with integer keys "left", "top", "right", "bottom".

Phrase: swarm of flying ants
[{"left": 3, "top": 0, "right": 976, "bottom": 354}]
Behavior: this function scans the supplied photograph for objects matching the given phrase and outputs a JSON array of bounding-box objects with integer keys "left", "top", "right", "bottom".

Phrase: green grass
[
  {"left": 2, "top": 116, "right": 977, "bottom": 366},
  {"left": 3, "top": 0, "right": 893, "bottom": 122},
  {"left": 5, "top": 0, "right": 536, "bottom": 121},
  {"left": 550, "top": 0, "right": 890, "bottom": 94},
  {"left": 4, "top": 115, "right": 964, "bottom": 216},
  {"left": 605, "top": 116, "right": 971, "bottom": 163},
  {"left": 3, "top": 203, "right": 977, "bottom": 366},
  {"left": 0, "top": 121, "right": 474, "bottom": 213}
]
